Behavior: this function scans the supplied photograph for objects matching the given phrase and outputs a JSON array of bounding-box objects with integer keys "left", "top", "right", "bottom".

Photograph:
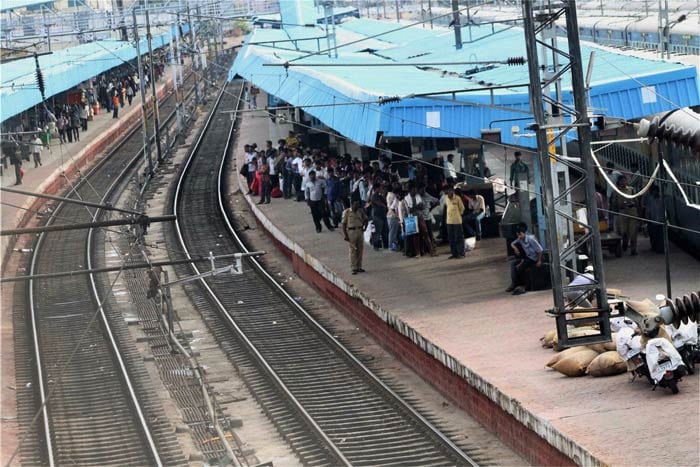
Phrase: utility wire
[{"left": 287, "top": 0, "right": 505, "bottom": 63}]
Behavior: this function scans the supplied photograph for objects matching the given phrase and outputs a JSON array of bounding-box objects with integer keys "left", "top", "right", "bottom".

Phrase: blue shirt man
[{"left": 507, "top": 226, "right": 543, "bottom": 295}]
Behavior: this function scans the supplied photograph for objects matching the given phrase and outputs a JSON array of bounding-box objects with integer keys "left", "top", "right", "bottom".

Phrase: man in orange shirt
[{"left": 112, "top": 94, "right": 120, "bottom": 118}]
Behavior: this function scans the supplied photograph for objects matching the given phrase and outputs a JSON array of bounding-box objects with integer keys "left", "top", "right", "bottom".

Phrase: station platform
[
  {"left": 0, "top": 67, "right": 178, "bottom": 466},
  {"left": 232, "top": 107, "right": 700, "bottom": 466},
  {"left": 1, "top": 66, "right": 179, "bottom": 264}
]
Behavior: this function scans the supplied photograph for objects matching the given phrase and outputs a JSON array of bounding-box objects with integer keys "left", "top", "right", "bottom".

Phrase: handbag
[{"left": 404, "top": 215, "right": 418, "bottom": 236}]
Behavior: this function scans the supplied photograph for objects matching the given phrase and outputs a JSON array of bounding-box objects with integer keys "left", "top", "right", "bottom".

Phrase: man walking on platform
[
  {"left": 445, "top": 186, "right": 465, "bottom": 259},
  {"left": 112, "top": 94, "right": 120, "bottom": 119},
  {"left": 305, "top": 170, "right": 334, "bottom": 232},
  {"left": 342, "top": 199, "right": 369, "bottom": 274},
  {"left": 32, "top": 134, "right": 43, "bottom": 167}
]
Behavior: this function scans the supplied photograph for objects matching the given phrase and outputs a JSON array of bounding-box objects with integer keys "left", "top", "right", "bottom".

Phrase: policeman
[{"left": 341, "top": 199, "right": 368, "bottom": 275}]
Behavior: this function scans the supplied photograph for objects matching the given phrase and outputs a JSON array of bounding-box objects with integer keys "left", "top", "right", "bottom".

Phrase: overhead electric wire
[
  {"left": 589, "top": 150, "right": 660, "bottom": 199},
  {"left": 287, "top": 0, "right": 506, "bottom": 63}
]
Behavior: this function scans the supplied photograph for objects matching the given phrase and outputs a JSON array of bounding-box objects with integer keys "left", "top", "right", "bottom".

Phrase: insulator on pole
[
  {"left": 638, "top": 109, "right": 700, "bottom": 154},
  {"left": 506, "top": 56, "right": 527, "bottom": 66},
  {"left": 378, "top": 95, "right": 401, "bottom": 105},
  {"left": 34, "top": 53, "right": 46, "bottom": 101}
]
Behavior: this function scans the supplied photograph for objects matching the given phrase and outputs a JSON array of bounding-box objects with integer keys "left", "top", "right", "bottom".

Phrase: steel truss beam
[{"left": 522, "top": 0, "right": 611, "bottom": 348}]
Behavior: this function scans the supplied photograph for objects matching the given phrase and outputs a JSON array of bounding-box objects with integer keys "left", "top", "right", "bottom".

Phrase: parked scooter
[
  {"left": 667, "top": 321, "right": 700, "bottom": 375},
  {"left": 616, "top": 327, "right": 687, "bottom": 394},
  {"left": 644, "top": 337, "right": 687, "bottom": 394}
]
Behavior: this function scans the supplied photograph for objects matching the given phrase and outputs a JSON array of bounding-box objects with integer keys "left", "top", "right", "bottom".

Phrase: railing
[
  {"left": 596, "top": 142, "right": 700, "bottom": 205},
  {"left": 595, "top": 142, "right": 653, "bottom": 178}
]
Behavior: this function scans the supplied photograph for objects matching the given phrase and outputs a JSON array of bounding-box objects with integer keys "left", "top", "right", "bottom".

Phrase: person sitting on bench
[{"left": 506, "top": 224, "right": 543, "bottom": 295}]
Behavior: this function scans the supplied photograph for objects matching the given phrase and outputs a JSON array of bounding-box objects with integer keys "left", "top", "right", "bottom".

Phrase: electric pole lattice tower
[{"left": 521, "top": 0, "right": 611, "bottom": 348}]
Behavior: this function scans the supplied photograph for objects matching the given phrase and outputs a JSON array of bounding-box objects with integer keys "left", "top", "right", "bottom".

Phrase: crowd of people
[
  {"left": 1, "top": 53, "right": 166, "bottom": 186},
  {"left": 241, "top": 133, "right": 490, "bottom": 274}
]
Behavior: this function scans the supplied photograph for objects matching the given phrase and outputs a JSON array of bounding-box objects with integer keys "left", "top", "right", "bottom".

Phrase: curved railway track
[
  {"left": 20, "top": 75, "right": 195, "bottom": 466},
  {"left": 172, "top": 80, "right": 479, "bottom": 466}
]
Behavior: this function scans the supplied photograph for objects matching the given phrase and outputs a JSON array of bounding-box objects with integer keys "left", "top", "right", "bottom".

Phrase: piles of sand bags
[
  {"left": 542, "top": 329, "right": 625, "bottom": 377},
  {"left": 540, "top": 327, "right": 603, "bottom": 351},
  {"left": 586, "top": 351, "right": 627, "bottom": 377},
  {"left": 551, "top": 349, "right": 600, "bottom": 376}
]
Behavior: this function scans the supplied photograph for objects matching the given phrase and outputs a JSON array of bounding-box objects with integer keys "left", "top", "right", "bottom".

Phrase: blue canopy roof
[
  {"left": 1, "top": 29, "right": 178, "bottom": 122},
  {"left": 230, "top": 18, "right": 700, "bottom": 148}
]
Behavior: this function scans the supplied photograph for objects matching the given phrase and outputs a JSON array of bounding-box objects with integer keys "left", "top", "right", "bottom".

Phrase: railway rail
[
  {"left": 16, "top": 74, "right": 196, "bottom": 466},
  {"left": 171, "top": 79, "right": 481, "bottom": 466}
]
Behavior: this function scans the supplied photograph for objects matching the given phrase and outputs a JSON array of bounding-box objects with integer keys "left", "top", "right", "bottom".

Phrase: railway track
[
  {"left": 17, "top": 74, "right": 196, "bottom": 466},
  {"left": 172, "top": 80, "right": 480, "bottom": 466}
]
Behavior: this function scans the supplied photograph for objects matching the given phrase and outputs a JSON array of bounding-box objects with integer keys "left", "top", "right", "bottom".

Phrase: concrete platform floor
[{"left": 233, "top": 106, "right": 700, "bottom": 466}]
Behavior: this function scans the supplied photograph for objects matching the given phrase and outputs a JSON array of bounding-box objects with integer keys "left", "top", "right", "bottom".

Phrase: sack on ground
[
  {"left": 464, "top": 237, "right": 476, "bottom": 251},
  {"left": 586, "top": 351, "right": 627, "bottom": 377},
  {"left": 552, "top": 349, "right": 599, "bottom": 376},
  {"left": 567, "top": 311, "right": 599, "bottom": 327},
  {"left": 271, "top": 187, "right": 283, "bottom": 198},
  {"left": 588, "top": 342, "right": 607, "bottom": 353},
  {"left": 553, "top": 328, "right": 599, "bottom": 351},
  {"left": 541, "top": 329, "right": 557, "bottom": 348},
  {"left": 604, "top": 333, "right": 617, "bottom": 351},
  {"left": 546, "top": 346, "right": 591, "bottom": 368}
]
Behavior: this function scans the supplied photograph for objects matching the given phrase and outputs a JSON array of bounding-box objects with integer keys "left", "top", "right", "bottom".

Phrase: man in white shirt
[
  {"left": 265, "top": 141, "right": 278, "bottom": 191},
  {"left": 465, "top": 189, "right": 486, "bottom": 240},
  {"left": 444, "top": 153, "right": 457, "bottom": 184},
  {"left": 243, "top": 144, "right": 256, "bottom": 189},
  {"left": 300, "top": 158, "right": 313, "bottom": 187},
  {"left": 351, "top": 171, "right": 367, "bottom": 204},
  {"left": 386, "top": 187, "right": 401, "bottom": 251},
  {"left": 292, "top": 152, "right": 304, "bottom": 201},
  {"left": 566, "top": 265, "right": 595, "bottom": 308},
  {"left": 32, "top": 134, "right": 43, "bottom": 167},
  {"left": 304, "top": 170, "right": 334, "bottom": 232}
]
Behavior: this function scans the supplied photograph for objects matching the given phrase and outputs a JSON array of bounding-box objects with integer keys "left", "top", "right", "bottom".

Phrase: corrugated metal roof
[
  {"left": 338, "top": 18, "right": 436, "bottom": 45},
  {"left": 1, "top": 32, "right": 174, "bottom": 121},
  {"left": 230, "top": 18, "right": 700, "bottom": 148}
]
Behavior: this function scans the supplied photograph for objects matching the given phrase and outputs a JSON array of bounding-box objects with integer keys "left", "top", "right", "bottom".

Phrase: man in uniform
[{"left": 342, "top": 199, "right": 368, "bottom": 275}]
